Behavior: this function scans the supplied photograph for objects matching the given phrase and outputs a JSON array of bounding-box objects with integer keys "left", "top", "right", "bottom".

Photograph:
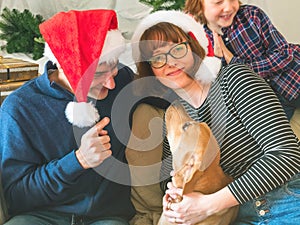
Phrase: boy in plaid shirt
[{"left": 185, "top": 0, "right": 300, "bottom": 120}]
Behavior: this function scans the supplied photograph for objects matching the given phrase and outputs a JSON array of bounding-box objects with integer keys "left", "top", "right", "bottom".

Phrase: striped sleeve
[
  {"left": 160, "top": 114, "right": 172, "bottom": 192},
  {"left": 224, "top": 64, "right": 300, "bottom": 203},
  {"left": 160, "top": 137, "right": 172, "bottom": 192}
]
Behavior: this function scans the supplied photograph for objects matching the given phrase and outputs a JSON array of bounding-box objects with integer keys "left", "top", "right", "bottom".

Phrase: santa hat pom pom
[
  {"left": 196, "top": 57, "right": 221, "bottom": 83},
  {"left": 65, "top": 102, "right": 100, "bottom": 128}
]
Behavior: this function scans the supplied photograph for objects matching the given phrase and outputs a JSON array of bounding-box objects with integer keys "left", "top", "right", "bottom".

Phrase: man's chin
[
  {"left": 98, "top": 91, "right": 108, "bottom": 100},
  {"left": 88, "top": 90, "right": 108, "bottom": 100}
]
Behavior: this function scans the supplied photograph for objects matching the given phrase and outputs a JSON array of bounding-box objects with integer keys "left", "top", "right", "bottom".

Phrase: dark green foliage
[
  {"left": 0, "top": 7, "right": 45, "bottom": 60},
  {"left": 140, "top": 0, "right": 185, "bottom": 12}
]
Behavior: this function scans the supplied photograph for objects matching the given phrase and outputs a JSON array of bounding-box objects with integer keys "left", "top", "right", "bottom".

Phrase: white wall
[
  {"left": 244, "top": 0, "right": 299, "bottom": 43},
  {"left": 0, "top": 0, "right": 152, "bottom": 40},
  {"left": 0, "top": 0, "right": 298, "bottom": 43},
  {"left": 0, "top": 0, "right": 298, "bottom": 73}
]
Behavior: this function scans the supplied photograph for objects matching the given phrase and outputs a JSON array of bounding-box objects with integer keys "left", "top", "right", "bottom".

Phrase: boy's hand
[
  {"left": 213, "top": 31, "right": 234, "bottom": 64},
  {"left": 213, "top": 31, "right": 224, "bottom": 58}
]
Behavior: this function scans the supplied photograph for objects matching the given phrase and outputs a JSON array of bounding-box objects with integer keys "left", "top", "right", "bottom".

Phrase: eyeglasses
[{"left": 148, "top": 42, "right": 189, "bottom": 69}]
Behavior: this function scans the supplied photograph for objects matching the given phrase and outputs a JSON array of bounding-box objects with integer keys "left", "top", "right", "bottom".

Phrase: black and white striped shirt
[{"left": 161, "top": 63, "right": 300, "bottom": 204}]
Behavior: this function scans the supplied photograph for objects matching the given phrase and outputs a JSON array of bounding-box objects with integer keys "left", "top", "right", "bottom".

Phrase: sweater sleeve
[
  {"left": 0, "top": 109, "right": 85, "bottom": 214},
  {"left": 224, "top": 64, "right": 300, "bottom": 203}
]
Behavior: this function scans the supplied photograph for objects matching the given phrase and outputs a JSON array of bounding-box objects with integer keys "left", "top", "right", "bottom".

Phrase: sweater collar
[{"left": 35, "top": 61, "right": 74, "bottom": 100}]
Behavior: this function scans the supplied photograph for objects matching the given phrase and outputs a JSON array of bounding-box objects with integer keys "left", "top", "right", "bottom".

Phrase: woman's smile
[{"left": 166, "top": 68, "right": 184, "bottom": 77}]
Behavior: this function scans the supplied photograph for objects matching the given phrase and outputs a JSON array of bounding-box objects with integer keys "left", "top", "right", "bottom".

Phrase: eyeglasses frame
[{"left": 147, "top": 41, "right": 189, "bottom": 69}]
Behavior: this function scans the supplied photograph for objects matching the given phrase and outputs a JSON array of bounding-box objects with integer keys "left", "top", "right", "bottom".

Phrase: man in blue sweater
[{"left": 0, "top": 9, "right": 135, "bottom": 225}]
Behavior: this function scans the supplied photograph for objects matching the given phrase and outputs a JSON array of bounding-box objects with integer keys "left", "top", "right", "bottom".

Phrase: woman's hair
[
  {"left": 136, "top": 22, "right": 206, "bottom": 79},
  {"left": 184, "top": 0, "right": 242, "bottom": 24}
]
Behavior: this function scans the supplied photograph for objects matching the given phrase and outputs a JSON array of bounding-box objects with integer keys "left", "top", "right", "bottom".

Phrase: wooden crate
[
  {"left": 0, "top": 81, "right": 26, "bottom": 105},
  {"left": 0, "top": 57, "right": 39, "bottom": 83}
]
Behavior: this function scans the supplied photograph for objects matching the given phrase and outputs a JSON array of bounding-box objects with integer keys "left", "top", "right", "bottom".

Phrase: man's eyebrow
[{"left": 95, "top": 63, "right": 118, "bottom": 75}]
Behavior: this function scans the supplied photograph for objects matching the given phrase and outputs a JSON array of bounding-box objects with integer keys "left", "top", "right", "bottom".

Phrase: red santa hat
[
  {"left": 39, "top": 9, "right": 126, "bottom": 128},
  {"left": 131, "top": 10, "right": 221, "bottom": 83}
]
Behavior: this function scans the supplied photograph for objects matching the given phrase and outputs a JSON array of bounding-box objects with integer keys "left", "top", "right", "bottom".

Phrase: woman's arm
[{"left": 224, "top": 64, "right": 300, "bottom": 203}]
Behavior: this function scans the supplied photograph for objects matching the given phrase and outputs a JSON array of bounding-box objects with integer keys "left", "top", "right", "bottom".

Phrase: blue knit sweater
[{"left": 0, "top": 62, "right": 135, "bottom": 220}]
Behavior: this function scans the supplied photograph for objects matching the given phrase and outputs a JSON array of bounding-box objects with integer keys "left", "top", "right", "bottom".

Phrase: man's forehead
[{"left": 95, "top": 60, "right": 118, "bottom": 75}]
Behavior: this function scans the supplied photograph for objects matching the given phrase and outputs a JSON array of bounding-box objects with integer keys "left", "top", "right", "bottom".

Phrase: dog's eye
[{"left": 182, "top": 122, "right": 192, "bottom": 131}]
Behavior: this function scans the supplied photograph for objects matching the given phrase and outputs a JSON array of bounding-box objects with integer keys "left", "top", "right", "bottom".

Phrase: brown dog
[{"left": 158, "top": 102, "right": 238, "bottom": 225}]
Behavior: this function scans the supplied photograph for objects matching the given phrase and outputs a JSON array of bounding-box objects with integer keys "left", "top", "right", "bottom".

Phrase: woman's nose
[{"left": 166, "top": 54, "right": 178, "bottom": 67}]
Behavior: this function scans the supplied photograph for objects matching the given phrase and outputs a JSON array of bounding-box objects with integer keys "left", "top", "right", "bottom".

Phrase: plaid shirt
[{"left": 204, "top": 5, "right": 300, "bottom": 101}]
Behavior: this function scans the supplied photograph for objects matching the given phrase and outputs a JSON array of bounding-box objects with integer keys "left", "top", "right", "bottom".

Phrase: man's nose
[{"left": 103, "top": 76, "right": 115, "bottom": 89}]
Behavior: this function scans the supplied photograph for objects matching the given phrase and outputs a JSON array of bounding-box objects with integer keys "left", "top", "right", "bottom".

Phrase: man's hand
[{"left": 76, "top": 117, "right": 112, "bottom": 169}]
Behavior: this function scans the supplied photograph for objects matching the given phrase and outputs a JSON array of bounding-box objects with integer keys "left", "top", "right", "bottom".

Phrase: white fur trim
[
  {"left": 43, "top": 30, "right": 126, "bottom": 66},
  {"left": 43, "top": 43, "right": 60, "bottom": 66},
  {"left": 131, "top": 10, "right": 222, "bottom": 83},
  {"left": 131, "top": 10, "right": 209, "bottom": 61},
  {"left": 99, "top": 30, "right": 126, "bottom": 63},
  {"left": 196, "top": 57, "right": 222, "bottom": 83},
  {"left": 65, "top": 102, "right": 100, "bottom": 128}
]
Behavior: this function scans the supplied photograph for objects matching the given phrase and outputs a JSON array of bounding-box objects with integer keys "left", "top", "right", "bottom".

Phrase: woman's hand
[
  {"left": 163, "top": 189, "right": 213, "bottom": 224},
  {"left": 162, "top": 182, "right": 239, "bottom": 225}
]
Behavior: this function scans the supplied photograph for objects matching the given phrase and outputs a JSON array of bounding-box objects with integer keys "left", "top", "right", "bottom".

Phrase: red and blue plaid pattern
[{"left": 204, "top": 5, "right": 300, "bottom": 101}]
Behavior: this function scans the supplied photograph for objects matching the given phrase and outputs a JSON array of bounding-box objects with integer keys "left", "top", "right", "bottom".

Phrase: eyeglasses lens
[{"left": 149, "top": 42, "right": 188, "bottom": 69}]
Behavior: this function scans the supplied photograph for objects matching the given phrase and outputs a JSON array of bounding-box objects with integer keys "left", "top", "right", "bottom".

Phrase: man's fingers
[
  {"left": 91, "top": 117, "right": 110, "bottom": 136},
  {"left": 101, "top": 150, "right": 113, "bottom": 161},
  {"left": 96, "top": 117, "right": 110, "bottom": 131},
  {"left": 98, "top": 130, "right": 108, "bottom": 136},
  {"left": 83, "top": 117, "right": 110, "bottom": 138},
  {"left": 100, "top": 142, "right": 111, "bottom": 151},
  {"left": 98, "top": 134, "right": 110, "bottom": 143}
]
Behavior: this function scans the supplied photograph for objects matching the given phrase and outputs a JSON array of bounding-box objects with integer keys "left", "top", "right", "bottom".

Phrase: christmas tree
[
  {"left": 139, "top": 0, "right": 185, "bottom": 12},
  {"left": 0, "top": 7, "right": 45, "bottom": 60}
]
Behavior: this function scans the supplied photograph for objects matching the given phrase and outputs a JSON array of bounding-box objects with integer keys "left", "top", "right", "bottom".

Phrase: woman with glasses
[{"left": 131, "top": 10, "right": 300, "bottom": 225}]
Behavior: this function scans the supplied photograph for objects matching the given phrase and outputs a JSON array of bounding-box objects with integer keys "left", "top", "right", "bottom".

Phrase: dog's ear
[
  {"left": 180, "top": 123, "right": 219, "bottom": 195},
  {"left": 165, "top": 102, "right": 193, "bottom": 153},
  {"left": 182, "top": 169, "right": 203, "bottom": 195},
  {"left": 198, "top": 123, "right": 219, "bottom": 171}
]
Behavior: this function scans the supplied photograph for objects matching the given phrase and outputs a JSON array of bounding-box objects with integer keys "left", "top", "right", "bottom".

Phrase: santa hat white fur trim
[
  {"left": 131, "top": 10, "right": 221, "bottom": 83},
  {"left": 65, "top": 102, "right": 100, "bottom": 128},
  {"left": 99, "top": 30, "right": 126, "bottom": 63},
  {"left": 43, "top": 29, "right": 126, "bottom": 66},
  {"left": 44, "top": 43, "right": 60, "bottom": 67}
]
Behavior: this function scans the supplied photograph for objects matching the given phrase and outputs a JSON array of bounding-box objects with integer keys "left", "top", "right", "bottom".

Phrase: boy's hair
[
  {"left": 184, "top": 0, "right": 242, "bottom": 24},
  {"left": 137, "top": 22, "right": 206, "bottom": 79}
]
